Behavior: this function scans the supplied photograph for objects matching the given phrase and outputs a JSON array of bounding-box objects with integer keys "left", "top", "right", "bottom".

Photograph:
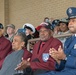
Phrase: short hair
[{"left": 15, "top": 33, "right": 28, "bottom": 47}]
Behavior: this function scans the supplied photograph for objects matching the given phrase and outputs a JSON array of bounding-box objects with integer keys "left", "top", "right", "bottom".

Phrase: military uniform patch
[
  {"left": 42, "top": 53, "right": 49, "bottom": 62},
  {"left": 68, "top": 8, "right": 72, "bottom": 14}
]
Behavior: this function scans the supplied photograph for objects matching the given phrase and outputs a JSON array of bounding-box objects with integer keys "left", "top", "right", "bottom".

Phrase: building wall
[
  {"left": 0, "top": 0, "right": 76, "bottom": 28},
  {"left": 0, "top": 0, "right": 5, "bottom": 26}
]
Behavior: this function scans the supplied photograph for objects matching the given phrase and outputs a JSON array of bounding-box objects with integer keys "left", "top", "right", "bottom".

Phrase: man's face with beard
[
  {"left": 39, "top": 27, "right": 51, "bottom": 41},
  {"left": 68, "top": 18, "right": 76, "bottom": 33}
]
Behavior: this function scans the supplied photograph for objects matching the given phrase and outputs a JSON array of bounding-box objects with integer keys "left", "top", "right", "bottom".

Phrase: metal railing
[{"left": 27, "top": 33, "right": 73, "bottom": 51}]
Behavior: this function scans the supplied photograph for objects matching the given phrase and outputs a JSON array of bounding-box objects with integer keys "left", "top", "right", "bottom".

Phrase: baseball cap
[
  {"left": 52, "top": 19, "right": 60, "bottom": 29},
  {"left": 6, "top": 24, "right": 15, "bottom": 29},
  {"left": 39, "top": 22, "right": 52, "bottom": 30},
  {"left": 59, "top": 18, "right": 68, "bottom": 23}
]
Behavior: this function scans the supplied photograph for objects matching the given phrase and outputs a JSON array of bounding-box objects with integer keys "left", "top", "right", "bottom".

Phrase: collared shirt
[
  {"left": 40, "top": 42, "right": 45, "bottom": 48},
  {"left": 38, "top": 42, "right": 45, "bottom": 54}
]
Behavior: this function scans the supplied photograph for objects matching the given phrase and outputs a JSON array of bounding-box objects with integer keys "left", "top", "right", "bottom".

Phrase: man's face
[
  {"left": 7, "top": 27, "right": 15, "bottom": 35},
  {"left": 68, "top": 18, "right": 76, "bottom": 33},
  {"left": 0, "top": 29, "right": 3, "bottom": 37},
  {"left": 39, "top": 27, "right": 51, "bottom": 41},
  {"left": 12, "top": 35, "right": 24, "bottom": 50},
  {"left": 59, "top": 23, "right": 68, "bottom": 32}
]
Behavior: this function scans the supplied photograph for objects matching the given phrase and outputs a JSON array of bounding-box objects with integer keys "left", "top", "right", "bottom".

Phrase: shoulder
[
  {"left": 49, "top": 37, "right": 62, "bottom": 47},
  {"left": 4, "top": 38, "right": 11, "bottom": 44},
  {"left": 23, "top": 47, "right": 32, "bottom": 54},
  {"left": 51, "top": 37, "right": 62, "bottom": 43},
  {"left": 1, "top": 36, "right": 11, "bottom": 44},
  {"left": 33, "top": 40, "right": 41, "bottom": 47},
  {"left": 65, "top": 36, "right": 72, "bottom": 42},
  {"left": 22, "top": 47, "right": 32, "bottom": 59}
]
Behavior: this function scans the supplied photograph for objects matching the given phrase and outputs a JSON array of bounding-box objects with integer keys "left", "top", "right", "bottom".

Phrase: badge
[
  {"left": 68, "top": 8, "right": 72, "bottom": 14},
  {"left": 42, "top": 53, "right": 49, "bottom": 62},
  {"left": 74, "top": 44, "right": 76, "bottom": 49}
]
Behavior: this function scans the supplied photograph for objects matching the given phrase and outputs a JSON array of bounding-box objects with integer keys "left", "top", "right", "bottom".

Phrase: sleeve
[
  {"left": 30, "top": 58, "right": 55, "bottom": 70},
  {"left": 56, "top": 55, "right": 76, "bottom": 70},
  {"left": 55, "top": 60, "right": 66, "bottom": 71},
  {"left": 65, "top": 55, "right": 76, "bottom": 69},
  {"left": 0, "top": 41, "right": 12, "bottom": 69},
  {"left": 23, "top": 48, "right": 32, "bottom": 60},
  {"left": 0, "top": 41, "right": 12, "bottom": 59}
]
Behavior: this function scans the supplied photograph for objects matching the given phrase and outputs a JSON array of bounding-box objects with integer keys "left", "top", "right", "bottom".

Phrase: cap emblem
[{"left": 68, "top": 8, "right": 72, "bottom": 14}]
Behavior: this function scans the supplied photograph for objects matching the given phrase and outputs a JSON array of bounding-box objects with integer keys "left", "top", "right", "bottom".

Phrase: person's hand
[
  {"left": 15, "top": 58, "right": 30, "bottom": 70},
  {"left": 49, "top": 46, "right": 66, "bottom": 64},
  {"left": 49, "top": 48, "right": 59, "bottom": 62},
  {"left": 57, "top": 46, "right": 66, "bottom": 60}
]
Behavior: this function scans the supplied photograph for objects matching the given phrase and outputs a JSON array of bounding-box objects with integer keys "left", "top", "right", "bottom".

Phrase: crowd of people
[{"left": 0, "top": 7, "right": 76, "bottom": 75}]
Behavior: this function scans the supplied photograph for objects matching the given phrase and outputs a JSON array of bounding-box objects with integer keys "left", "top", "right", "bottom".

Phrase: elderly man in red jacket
[
  {"left": 0, "top": 23, "right": 12, "bottom": 69},
  {"left": 16, "top": 23, "right": 62, "bottom": 75}
]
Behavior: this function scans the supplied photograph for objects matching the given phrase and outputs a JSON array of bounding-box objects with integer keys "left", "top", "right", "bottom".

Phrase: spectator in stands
[
  {"left": 59, "top": 18, "right": 69, "bottom": 34},
  {"left": 5, "top": 24, "right": 16, "bottom": 42},
  {"left": 38, "top": 7, "right": 76, "bottom": 75},
  {"left": 23, "top": 23, "right": 35, "bottom": 40},
  {"left": 52, "top": 19, "right": 60, "bottom": 35},
  {"left": 23, "top": 23, "right": 37, "bottom": 52},
  {"left": 33, "top": 28, "right": 39, "bottom": 38},
  {"left": 44, "top": 17, "right": 52, "bottom": 28},
  {"left": 0, "top": 33, "right": 32, "bottom": 75},
  {"left": 15, "top": 23, "right": 62, "bottom": 75},
  {"left": 44, "top": 17, "right": 50, "bottom": 23},
  {"left": 0, "top": 23, "right": 12, "bottom": 69},
  {"left": 53, "top": 25, "right": 60, "bottom": 35},
  {"left": 57, "top": 18, "right": 70, "bottom": 46}
]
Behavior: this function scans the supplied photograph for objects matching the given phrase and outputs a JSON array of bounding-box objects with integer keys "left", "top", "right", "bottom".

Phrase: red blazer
[
  {"left": 0, "top": 36, "right": 12, "bottom": 69},
  {"left": 30, "top": 37, "right": 62, "bottom": 71},
  {"left": 23, "top": 48, "right": 32, "bottom": 60}
]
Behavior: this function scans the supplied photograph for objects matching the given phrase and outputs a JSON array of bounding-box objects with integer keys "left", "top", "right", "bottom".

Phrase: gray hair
[{"left": 15, "top": 33, "right": 28, "bottom": 47}]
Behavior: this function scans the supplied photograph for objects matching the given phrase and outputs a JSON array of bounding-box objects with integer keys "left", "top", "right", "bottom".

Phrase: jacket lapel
[
  {"left": 68, "top": 37, "right": 76, "bottom": 49},
  {"left": 38, "top": 37, "right": 54, "bottom": 57},
  {"left": 33, "top": 40, "right": 41, "bottom": 55},
  {"left": 64, "top": 36, "right": 76, "bottom": 56}
]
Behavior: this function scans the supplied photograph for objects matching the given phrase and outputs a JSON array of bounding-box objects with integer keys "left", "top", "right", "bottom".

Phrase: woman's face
[
  {"left": 12, "top": 35, "right": 24, "bottom": 51},
  {"left": 7, "top": 27, "right": 15, "bottom": 35},
  {"left": 59, "top": 23, "right": 68, "bottom": 32},
  {"left": 25, "top": 29, "right": 32, "bottom": 36}
]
